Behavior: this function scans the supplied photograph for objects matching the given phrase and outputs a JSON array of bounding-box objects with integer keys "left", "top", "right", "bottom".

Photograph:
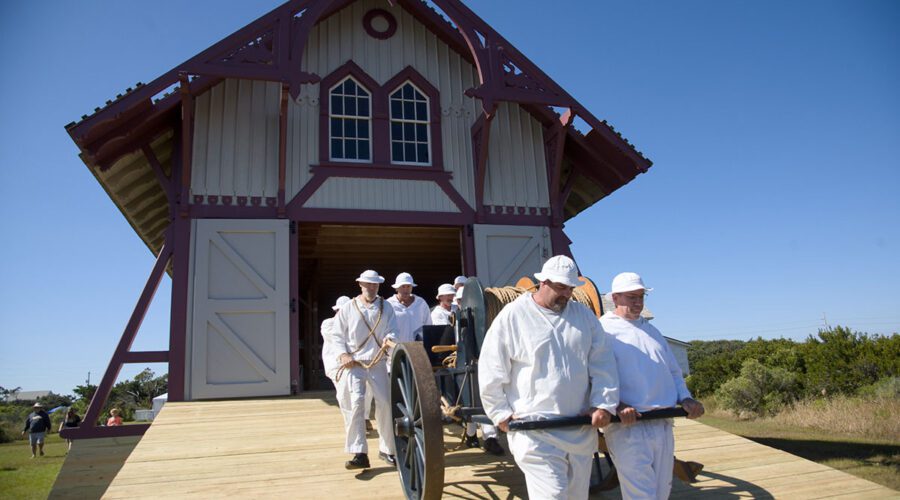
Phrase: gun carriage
[{"left": 387, "top": 277, "right": 688, "bottom": 500}]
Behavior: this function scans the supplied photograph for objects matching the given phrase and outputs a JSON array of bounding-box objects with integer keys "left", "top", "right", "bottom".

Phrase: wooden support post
[
  {"left": 278, "top": 83, "right": 288, "bottom": 217},
  {"left": 178, "top": 73, "right": 194, "bottom": 218}
]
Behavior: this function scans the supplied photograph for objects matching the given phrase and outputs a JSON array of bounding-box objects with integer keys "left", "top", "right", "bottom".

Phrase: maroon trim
[
  {"left": 61, "top": 423, "right": 150, "bottom": 440},
  {"left": 383, "top": 66, "right": 444, "bottom": 171},
  {"left": 462, "top": 224, "right": 476, "bottom": 276},
  {"left": 319, "top": 64, "right": 444, "bottom": 170},
  {"left": 550, "top": 226, "right": 574, "bottom": 258},
  {"left": 122, "top": 351, "right": 169, "bottom": 363},
  {"left": 178, "top": 73, "right": 194, "bottom": 217},
  {"left": 435, "top": 178, "right": 474, "bottom": 216},
  {"left": 142, "top": 144, "right": 174, "bottom": 206},
  {"left": 189, "top": 204, "right": 279, "bottom": 219},
  {"left": 167, "top": 217, "right": 190, "bottom": 402},
  {"left": 69, "top": 236, "right": 173, "bottom": 439},
  {"left": 278, "top": 83, "right": 288, "bottom": 217},
  {"left": 286, "top": 174, "right": 329, "bottom": 212},
  {"left": 311, "top": 163, "right": 451, "bottom": 181},
  {"left": 292, "top": 207, "right": 470, "bottom": 226},
  {"left": 471, "top": 113, "right": 493, "bottom": 220},
  {"left": 363, "top": 8, "right": 397, "bottom": 40},
  {"left": 480, "top": 212, "right": 552, "bottom": 227},
  {"left": 318, "top": 61, "right": 382, "bottom": 164},
  {"left": 289, "top": 221, "right": 300, "bottom": 394},
  {"left": 544, "top": 120, "right": 569, "bottom": 225}
]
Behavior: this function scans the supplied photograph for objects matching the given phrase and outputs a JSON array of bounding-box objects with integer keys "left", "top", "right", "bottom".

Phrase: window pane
[
  {"left": 358, "top": 97, "right": 370, "bottom": 117},
  {"left": 391, "top": 121, "right": 402, "bottom": 141},
  {"left": 416, "top": 102, "right": 427, "bottom": 121},
  {"left": 416, "top": 124, "right": 427, "bottom": 142},
  {"left": 331, "top": 95, "right": 343, "bottom": 115},
  {"left": 403, "top": 101, "right": 414, "bottom": 119},
  {"left": 344, "top": 96, "right": 356, "bottom": 116},
  {"left": 404, "top": 122, "right": 415, "bottom": 140},
  {"left": 344, "top": 79, "right": 356, "bottom": 94},
  {"left": 405, "top": 142, "right": 416, "bottom": 160},
  {"left": 346, "top": 140, "right": 357, "bottom": 159},
  {"left": 417, "top": 144, "right": 429, "bottom": 163},
  {"left": 392, "top": 141, "right": 403, "bottom": 162},
  {"left": 331, "top": 139, "right": 343, "bottom": 159},
  {"left": 344, "top": 119, "right": 356, "bottom": 138},
  {"left": 403, "top": 83, "right": 414, "bottom": 100},
  {"left": 358, "top": 140, "right": 370, "bottom": 160},
  {"left": 330, "top": 118, "right": 341, "bottom": 138},
  {"left": 391, "top": 100, "right": 402, "bottom": 118},
  {"left": 358, "top": 120, "right": 369, "bottom": 139}
]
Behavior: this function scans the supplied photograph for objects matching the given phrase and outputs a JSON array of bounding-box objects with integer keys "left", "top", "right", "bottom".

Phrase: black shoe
[
  {"left": 378, "top": 451, "right": 396, "bottom": 465},
  {"left": 465, "top": 434, "right": 480, "bottom": 448},
  {"left": 345, "top": 453, "right": 370, "bottom": 470},
  {"left": 482, "top": 437, "right": 504, "bottom": 456}
]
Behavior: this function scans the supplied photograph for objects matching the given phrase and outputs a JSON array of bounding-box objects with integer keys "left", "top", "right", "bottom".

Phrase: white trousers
[
  {"left": 465, "top": 422, "right": 498, "bottom": 439},
  {"left": 604, "top": 419, "right": 675, "bottom": 500},
  {"left": 331, "top": 376, "right": 351, "bottom": 428},
  {"left": 507, "top": 432, "right": 592, "bottom": 500},
  {"left": 344, "top": 363, "right": 396, "bottom": 455}
]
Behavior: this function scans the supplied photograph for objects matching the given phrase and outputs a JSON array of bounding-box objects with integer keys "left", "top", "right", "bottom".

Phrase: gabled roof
[{"left": 66, "top": 0, "right": 653, "bottom": 254}]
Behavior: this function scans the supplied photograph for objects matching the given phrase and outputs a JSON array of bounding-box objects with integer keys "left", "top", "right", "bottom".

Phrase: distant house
[{"left": 4, "top": 390, "right": 51, "bottom": 403}]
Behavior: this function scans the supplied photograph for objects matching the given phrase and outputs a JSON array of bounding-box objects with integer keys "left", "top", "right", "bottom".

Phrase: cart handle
[{"left": 505, "top": 407, "right": 688, "bottom": 431}]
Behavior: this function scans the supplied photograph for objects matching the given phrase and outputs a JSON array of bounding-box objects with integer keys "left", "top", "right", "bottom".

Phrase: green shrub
[
  {"left": 716, "top": 359, "right": 800, "bottom": 417},
  {"left": 857, "top": 376, "right": 900, "bottom": 399}
]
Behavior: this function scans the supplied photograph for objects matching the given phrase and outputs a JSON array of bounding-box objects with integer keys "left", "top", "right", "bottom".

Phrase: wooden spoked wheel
[{"left": 390, "top": 342, "right": 445, "bottom": 500}]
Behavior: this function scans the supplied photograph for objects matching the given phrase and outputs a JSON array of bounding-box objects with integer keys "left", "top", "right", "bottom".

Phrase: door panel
[
  {"left": 473, "top": 225, "right": 551, "bottom": 286},
  {"left": 190, "top": 219, "right": 290, "bottom": 399}
]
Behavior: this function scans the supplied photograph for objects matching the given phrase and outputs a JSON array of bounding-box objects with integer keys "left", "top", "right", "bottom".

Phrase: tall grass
[{"left": 771, "top": 395, "right": 900, "bottom": 442}]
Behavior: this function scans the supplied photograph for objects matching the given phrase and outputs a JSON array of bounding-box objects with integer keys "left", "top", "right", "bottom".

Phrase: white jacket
[
  {"left": 387, "top": 295, "right": 432, "bottom": 343},
  {"left": 330, "top": 296, "right": 398, "bottom": 362},
  {"left": 430, "top": 304, "right": 456, "bottom": 325},
  {"left": 599, "top": 312, "right": 691, "bottom": 411},
  {"left": 478, "top": 293, "right": 619, "bottom": 455}
]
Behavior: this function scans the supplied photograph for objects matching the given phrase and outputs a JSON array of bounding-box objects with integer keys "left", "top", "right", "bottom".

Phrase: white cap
[
  {"left": 454, "top": 288, "right": 464, "bottom": 302},
  {"left": 392, "top": 272, "right": 417, "bottom": 289},
  {"left": 436, "top": 283, "right": 456, "bottom": 299},
  {"left": 332, "top": 295, "right": 351, "bottom": 311},
  {"left": 356, "top": 270, "right": 385, "bottom": 284},
  {"left": 453, "top": 275, "right": 467, "bottom": 286},
  {"left": 611, "top": 272, "right": 653, "bottom": 294},
  {"left": 534, "top": 255, "right": 584, "bottom": 288}
]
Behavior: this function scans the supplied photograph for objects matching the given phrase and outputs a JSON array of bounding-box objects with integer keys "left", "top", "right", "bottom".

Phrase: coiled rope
[{"left": 481, "top": 281, "right": 601, "bottom": 328}]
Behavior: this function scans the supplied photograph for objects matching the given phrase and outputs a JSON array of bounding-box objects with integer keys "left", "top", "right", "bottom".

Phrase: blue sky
[{"left": 1, "top": 0, "right": 898, "bottom": 395}]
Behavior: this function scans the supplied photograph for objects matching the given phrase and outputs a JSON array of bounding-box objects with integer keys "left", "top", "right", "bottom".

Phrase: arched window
[
  {"left": 389, "top": 82, "right": 430, "bottom": 165},
  {"left": 329, "top": 77, "right": 371, "bottom": 162}
]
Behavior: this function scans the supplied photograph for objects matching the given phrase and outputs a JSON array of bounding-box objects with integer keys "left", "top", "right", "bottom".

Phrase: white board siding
[
  {"left": 192, "top": 79, "right": 281, "bottom": 201},
  {"left": 188, "top": 219, "right": 290, "bottom": 400},
  {"left": 473, "top": 224, "right": 551, "bottom": 286},
  {"left": 288, "top": 0, "right": 480, "bottom": 209},
  {"left": 484, "top": 102, "right": 550, "bottom": 210},
  {"left": 303, "top": 177, "right": 460, "bottom": 212}
]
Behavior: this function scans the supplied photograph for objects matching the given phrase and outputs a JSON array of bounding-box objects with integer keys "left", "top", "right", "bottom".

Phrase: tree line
[
  {"left": 686, "top": 326, "right": 899, "bottom": 417},
  {"left": 0, "top": 368, "right": 167, "bottom": 443}
]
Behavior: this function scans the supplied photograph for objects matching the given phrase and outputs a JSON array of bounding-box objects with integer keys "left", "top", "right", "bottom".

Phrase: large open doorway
[{"left": 297, "top": 224, "right": 464, "bottom": 390}]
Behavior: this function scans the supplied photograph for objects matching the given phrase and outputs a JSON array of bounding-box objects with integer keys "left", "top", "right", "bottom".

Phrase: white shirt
[
  {"left": 387, "top": 294, "right": 432, "bottom": 343},
  {"left": 430, "top": 304, "right": 457, "bottom": 325},
  {"left": 478, "top": 293, "right": 619, "bottom": 455},
  {"left": 330, "top": 297, "right": 398, "bottom": 362},
  {"left": 599, "top": 312, "right": 691, "bottom": 412},
  {"left": 320, "top": 317, "right": 342, "bottom": 381}
]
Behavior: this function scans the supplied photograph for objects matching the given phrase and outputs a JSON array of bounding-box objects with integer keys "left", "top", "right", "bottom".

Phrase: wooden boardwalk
[{"left": 50, "top": 392, "right": 897, "bottom": 499}]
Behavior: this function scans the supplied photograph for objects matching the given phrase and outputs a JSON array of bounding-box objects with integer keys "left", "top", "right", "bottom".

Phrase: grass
[
  {"left": 0, "top": 433, "right": 67, "bottom": 500},
  {"left": 700, "top": 414, "right": 900, "bottom": 491}
]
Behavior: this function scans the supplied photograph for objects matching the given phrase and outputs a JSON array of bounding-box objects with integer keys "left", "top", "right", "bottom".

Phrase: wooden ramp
[{"left": 50, "top": 392, "right": 896, "bottom": 499}]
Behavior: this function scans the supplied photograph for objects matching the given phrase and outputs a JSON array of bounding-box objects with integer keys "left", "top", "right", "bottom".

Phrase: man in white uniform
[
  {"left": 321, "top": 296, "right": 351, "bottom": 425},
  {"left": 431, "top": 283, "right": 457, "bottom": 325},
  {"left": 453, "top": 275, "right": 467, "bottom": 290},
  {"left": 387, "top": 272, "right": 432, "bottom": 343},
  {"left": 479, "top": 255, "right": 620, "bottom": 498},
  {"left": 329, "top": 270, "right": 400, "bottom": 469},
  {"left": 600, "top": 272, "right": 704, "bottom": 500}
]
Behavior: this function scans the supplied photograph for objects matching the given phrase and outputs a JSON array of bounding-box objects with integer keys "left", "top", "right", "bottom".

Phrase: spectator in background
[
  {"left": 59, "top": 407, "right": 82, "bottom": 453},
  {"left": 107, "top": 408, "right": 123, "bottom": 426},
  {"left": 22, "top": 402, "right": 52, "bottom": 458}
]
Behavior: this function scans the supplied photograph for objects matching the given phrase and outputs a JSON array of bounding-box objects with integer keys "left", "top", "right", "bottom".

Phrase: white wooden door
[
  {"left": 190, "top": 219, "right": 290, "bottom": 399},
  {"left": 473, "top": 224, "right": 551, "bottom": 286}
]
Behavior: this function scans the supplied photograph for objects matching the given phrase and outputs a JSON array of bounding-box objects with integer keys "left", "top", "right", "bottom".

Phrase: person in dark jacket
[
  {"left": 22, "top": 402, "right": 52, "bottom": 458},
  {"left": 59, "top": 407, "right": 82, "bottom": 452}
]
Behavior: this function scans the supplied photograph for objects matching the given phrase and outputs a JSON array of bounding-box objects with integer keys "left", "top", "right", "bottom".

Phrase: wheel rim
[{"left": 391, "top": 342, "right": 445, "bottom": 500}]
